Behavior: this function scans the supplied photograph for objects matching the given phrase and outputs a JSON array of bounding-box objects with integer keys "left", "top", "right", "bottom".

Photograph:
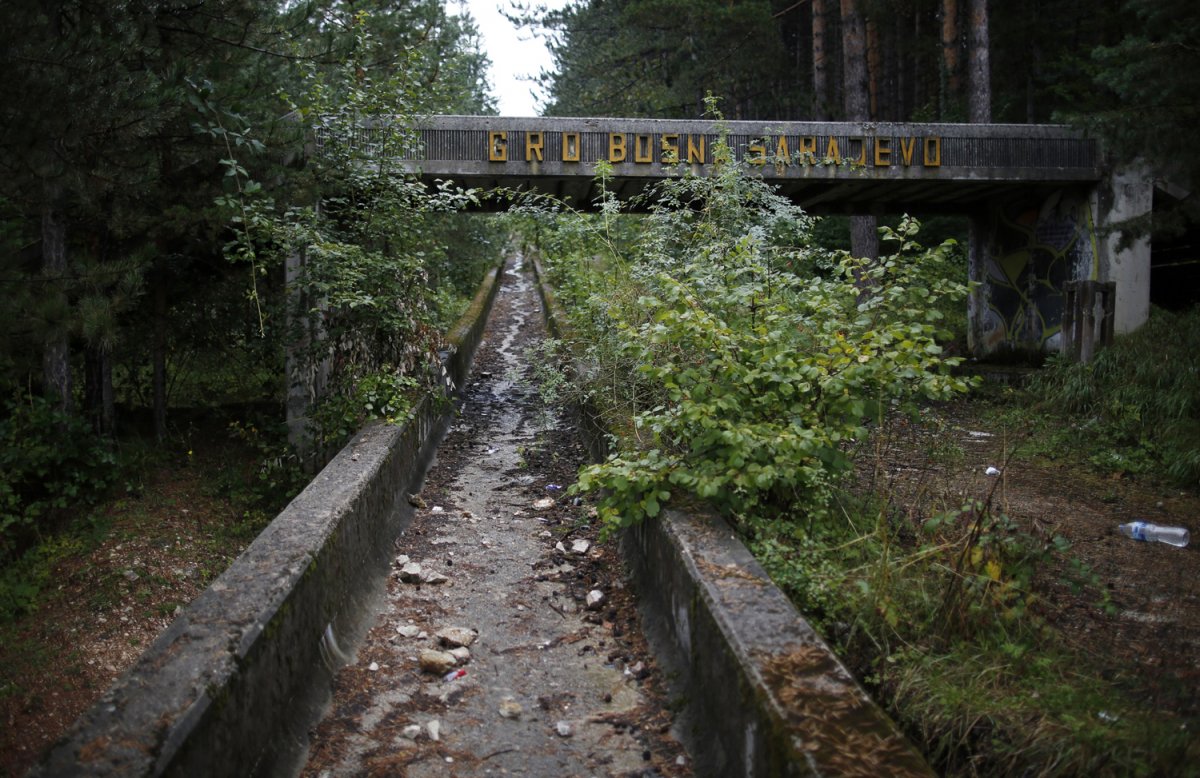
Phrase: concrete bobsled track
[
  {"left": 35, "top": 251, "right": 931, "bottom": 777},
  {"left": 33, "top": 266, "right": 503, "bottom": 777}
]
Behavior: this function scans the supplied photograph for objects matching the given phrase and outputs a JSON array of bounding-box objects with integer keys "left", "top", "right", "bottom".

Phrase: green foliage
[
  {"left": 221, "top": 419, "right": 309, "bottom": 519},
  {"left": 885, "top": 642, "right": 1197, "bottom": 777},
  {"left": 1029, "top": 306, "right": 1200, "bottom": 486},
  {"left": 0, "top": 533, "right": 88, "bottom": 624},
  {"left": 0, "top": 397, "right": 118, "bottom": 566},
  {"left": 0, "top": 397, "right": 119, "bottom": 621},
  {"left": 309, "top": 370, "right": 421, "bottom": 443},
  {"left": 558, "top": 134, "right": 970, "bottom": 535},
  {"left": 517, "top": 0, "right": 796, "bottom": 119},
  {"left": 1070, "top": 0, "right": 1200, "bottom": 234}
]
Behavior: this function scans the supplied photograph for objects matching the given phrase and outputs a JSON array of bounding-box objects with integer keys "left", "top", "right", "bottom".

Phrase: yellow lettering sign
[
  {"left": 748, "top": 138, "right": 767, "bottom": 166},
  {"left": 923, "top": 137, "right": 941, "bottom": 167},
  {"left": 661, "top": 134, "right": 680, "bottom": 163},
  {"left": 488, "top": 130, "right": 507, "bottom": 162},
  {"left": 609, "top": 133, "right": 627, "bottom": 163},
  {"left": 486, "top": 129, "right": 946, "bottom": 170},
  {"left": 825, "top": 137, "right": 841, "bottom": 165},
  {"left": 634, "top": 134, "right": 653, "bottom": 163},
  {"left": 562, "top": 132, "right": 580, "bottom": 163},
  {"left": 775, "top": 136, "right": 790, "bottom": 161},
  {"left": 525, "top": 131, "right": 544, "bottom": 162},
  {"left": 849, "top": 137, "right": 867, "bottom": 166},
  {"left": 874, "top": 137, "right": 891, "bottom": 167}
]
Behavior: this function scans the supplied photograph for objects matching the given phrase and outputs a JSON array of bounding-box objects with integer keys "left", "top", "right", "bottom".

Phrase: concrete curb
[
  {"left": 529, "top": 255, "right": 933, "bottom": 777},
  {"left": 34, "top": 263, "right": 504, "bottom": 777}
]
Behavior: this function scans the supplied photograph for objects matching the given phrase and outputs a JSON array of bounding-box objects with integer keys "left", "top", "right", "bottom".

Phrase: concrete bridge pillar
[
  {"left": 967, "top": 166, "right": 1152, "bottom": 358},
  {"left": 1094, "top": 166, "right": 1152, "bottom": 335}
]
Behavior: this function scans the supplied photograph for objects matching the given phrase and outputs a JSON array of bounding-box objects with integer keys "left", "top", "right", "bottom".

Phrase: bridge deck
[{"left": 399, "top": 116, "right": 1101, "bottom": 212}]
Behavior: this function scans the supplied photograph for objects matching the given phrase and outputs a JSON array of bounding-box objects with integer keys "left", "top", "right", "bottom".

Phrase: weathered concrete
[
  {"left": 1093, "top": 165, "right": 1152, "bottom": 335},
  {"left": 966, "top": 163, "right": 1152, "bottom": 357},
  {"left": 530, "top": 256, "right": 933, "bottom": 777},
  {"left": 625, "top": 510, "right": 932, "bottom": 777},
  {"left": 407, "top": 114, "right": 1151, "bottom": 355},
  {"left": 33, "top": 264, "right": 504, "bottom": 777},
  {"left": 404, "top": 116, "right": 1101, "bottom": 213}
]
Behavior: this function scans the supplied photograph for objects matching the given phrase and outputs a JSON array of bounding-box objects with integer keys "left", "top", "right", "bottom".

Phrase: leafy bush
[
  {"left": 0, "top": 396, "right": 118, "bottom": 620},
  {"left": 0, "top": 396, "right": 118, "bottom": 565},
  {"left": 559, "top": 135, "right": 971, "bottom": 534}
]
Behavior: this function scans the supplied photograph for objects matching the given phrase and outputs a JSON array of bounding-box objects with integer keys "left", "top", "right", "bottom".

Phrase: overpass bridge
[{"left": 394, "top": 116, "right": 1150, "bottom": 358}]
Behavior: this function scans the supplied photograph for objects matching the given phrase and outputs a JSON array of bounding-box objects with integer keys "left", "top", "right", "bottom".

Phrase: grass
[
  {"left": 883, "top": 643, "right": 1197, "bottom": 776},
  {"left": 1022, "top": 306, "right": 1200, "bottom": 486}
]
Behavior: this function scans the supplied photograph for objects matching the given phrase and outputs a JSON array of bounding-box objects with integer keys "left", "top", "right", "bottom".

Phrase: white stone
[
  {"left": 427, "top": 719, "right": 441, "bottom": 741},
  {"left": 399, "top": 562, "right": 423, "bottom": 582},
  {"left": 555, "top": 720, "right": 573, "bottom": 738},
  {"left": 419, "top": 650, "right": 458, "bottom": 675},
  {"left": 586, "top": 590, "right": 605, "bottom": 610},
  {"left": 422, "top": 570, "right": 449, "bottom": 585},
  {"left": 571, "top": 539, "right": 591, "bottom": 555},
  {"left": 436, "top": 627, "right": 477, "bottom": 647},
  {"left": 449, "top": 647, "right": 471, "bottom": 663},
  {"left": 396, "top": 625, "right": 421, "bottom": 638}
]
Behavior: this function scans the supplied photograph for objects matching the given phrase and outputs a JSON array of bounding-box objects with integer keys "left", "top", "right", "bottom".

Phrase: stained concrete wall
[
  {"left": 33, "top": 264, "right": 503, "bottom": 777},
  {"left": 968, "top": 167, "right": 1152, "bottom": 357},
  {"left": 530, "top": 255, "right": 933, "bottom": 778}
]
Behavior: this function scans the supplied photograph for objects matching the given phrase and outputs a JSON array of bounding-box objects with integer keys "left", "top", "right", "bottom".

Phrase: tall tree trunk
[
  {"left": 967, "top": 0, "right": 991, "bottom": 123},
  {"left": 866, "top": 17, "right": 882, "bottom": 119},
  {"left": 941, "top": 0, "right": 961, "bottom": 118},
  {"left": 841, "top": 0, "right": 877, "bottom": 260},
  {"left": 812, "top": 0, "right": 830, "bottom": 119},
  {"left": 41, "top": 186, "right": 71, "bottom": 413},
  {"left": 889, "top": 13, "right": 904, "bottom": 120},
  {"left": 153, "top": 269, "right": 168, "bottom": 443},
  {"left": 84, "top": 349, "right": 115, "bottom": 436},
  {"left": 841, "top": 0, "right": 870, "bottom": 122}
]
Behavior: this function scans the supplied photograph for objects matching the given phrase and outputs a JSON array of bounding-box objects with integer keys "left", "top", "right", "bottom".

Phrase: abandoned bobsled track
[{"left": 36, "top": 255, "right": 927, "bottom": 777}]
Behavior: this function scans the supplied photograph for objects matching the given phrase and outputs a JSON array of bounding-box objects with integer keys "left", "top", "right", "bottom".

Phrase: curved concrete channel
[
  {"left": 302, "top": 256, "right": 689, "bottom": 776},
  {"left": 36, "top": 252, "right": 929, "bottom": 777}
]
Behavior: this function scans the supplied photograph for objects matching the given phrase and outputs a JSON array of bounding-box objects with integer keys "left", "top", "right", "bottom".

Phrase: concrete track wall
[{"left": 34, "top": 265, "right": 503, "bottom": 777}]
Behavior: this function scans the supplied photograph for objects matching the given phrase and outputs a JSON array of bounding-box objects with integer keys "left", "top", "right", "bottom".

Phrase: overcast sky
[{"left": 457, "top": 0, "right": 572, "bottom": 116}]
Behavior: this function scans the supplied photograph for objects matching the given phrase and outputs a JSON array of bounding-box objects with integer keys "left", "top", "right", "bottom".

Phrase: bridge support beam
[{"left": 967, "top": 166, "right": 1152, "bottom": 359}]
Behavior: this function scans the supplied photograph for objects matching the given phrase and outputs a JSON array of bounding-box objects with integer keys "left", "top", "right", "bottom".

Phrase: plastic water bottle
[{"left": 1118, "top": 521, "right": 1190, "bottom": 548}]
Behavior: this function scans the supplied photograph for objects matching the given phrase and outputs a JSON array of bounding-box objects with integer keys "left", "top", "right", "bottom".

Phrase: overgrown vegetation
[
  {"left": 0, "top": 3, "right": 500, "bottom": 630},
  {"left": 1026, "top": 306, "right": 1200, "bottom": 487},
  {"left": 519, "top": 134, "right": 1196, "bottom": 774}
]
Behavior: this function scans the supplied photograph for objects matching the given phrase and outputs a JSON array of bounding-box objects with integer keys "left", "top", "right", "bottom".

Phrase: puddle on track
[{"left": 302, "top": 257, "right": 691, "bottom": 777}]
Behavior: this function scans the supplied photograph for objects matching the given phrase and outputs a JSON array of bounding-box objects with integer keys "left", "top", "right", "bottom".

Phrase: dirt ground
[
  {"left": 865, "top": 402, "right": 1200, "bottom": 722},
  {"left": 0, "top": 449, "right": 263, "bottom": 777}
]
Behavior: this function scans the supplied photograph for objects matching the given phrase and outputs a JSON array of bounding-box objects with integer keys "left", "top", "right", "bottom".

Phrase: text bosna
[{"left": 486, "top": 130, "right": 941, "bottom": 168}]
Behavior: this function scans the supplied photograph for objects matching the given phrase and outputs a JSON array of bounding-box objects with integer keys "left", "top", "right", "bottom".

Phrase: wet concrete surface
[{"left": 302, "top": 257, "right": 691, "bottom": 777}]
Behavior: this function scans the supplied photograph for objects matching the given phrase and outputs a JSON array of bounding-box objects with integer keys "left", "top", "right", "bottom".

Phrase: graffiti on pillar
[{"left": 977, "top": 190, "right": 1098, "bottom": 354}]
